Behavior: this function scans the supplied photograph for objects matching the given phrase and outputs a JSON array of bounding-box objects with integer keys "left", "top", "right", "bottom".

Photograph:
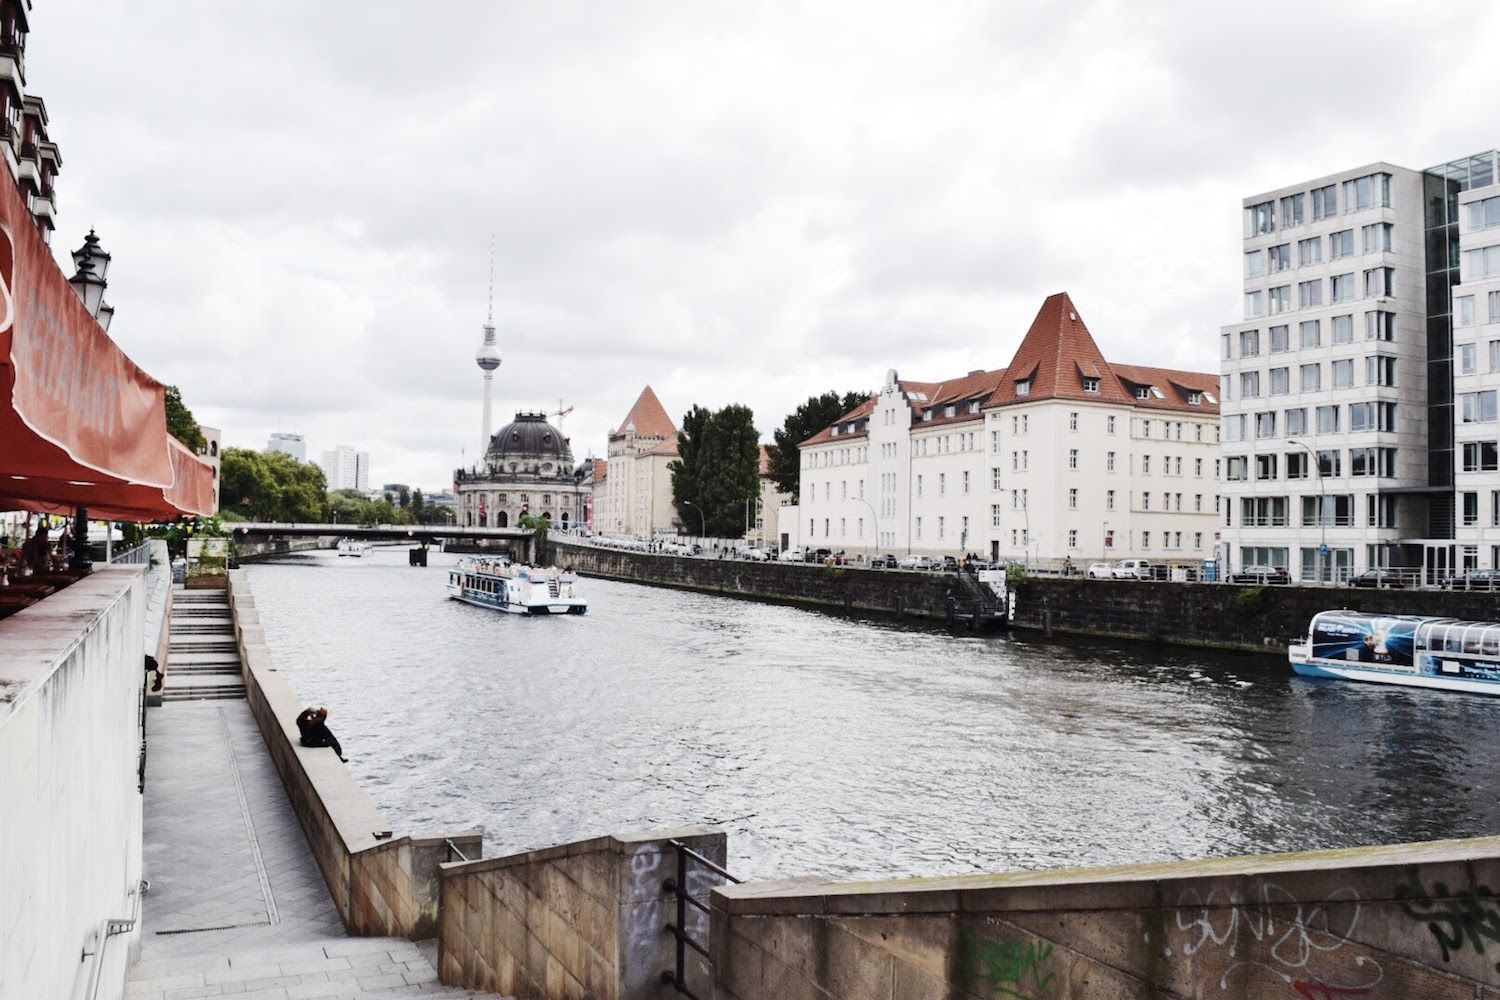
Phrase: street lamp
[
  {"left": 853, "top": 495, "right": 880, "bottom": 559},
  {"left": 681, "top": 500, "right": 706, "bottom": 539},
  {"left": 1102, "top": 520, "right": 1110, "bottom": 562},
  {"left": 1288, "top": 439, "right": 1326, "bottom": 583}
]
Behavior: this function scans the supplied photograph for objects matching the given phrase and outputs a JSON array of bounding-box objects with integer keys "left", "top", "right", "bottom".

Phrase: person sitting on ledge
[{"left": 295, "top": 706, "right": 347, "bottom": 762}]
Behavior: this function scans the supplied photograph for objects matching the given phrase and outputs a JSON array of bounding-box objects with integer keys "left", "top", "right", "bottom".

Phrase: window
[
  {"left": 1458, "top": 295, "right": 1477, "bottom": 327},
  {"left": 1239, "top": 329, "right": 1260, "bottom": 356},
  {"left": 1241, "top": 371, "right": 1260, "bottom": 397},
  {"left": 938, "top": 473, "right": 946, "bottom": 496},
  {"left": 1082, "top": 376, "right": 1099, "bottom": 393},
  {"left": 1107, "top": 450, "right": 1116, "bottom": 471},
  {"left": 1195, "top": 457, "right": 1203, "bottom": 475},
  {"left": 1280, "top": 193, "right": 1305, "bottom": 227},
  {"left": 1300, "top": 364, "right": 1321, "bottom": 391},
  {"left": 1316, "top": 449, "right": 1342, "bottom": 477},
  {"left": 1270, "top": 367, "right": 1289, "bottom": 395},
  {"left": 1226, "top": 456, "right": 1248, "bottom": 481},
  {"left": 1463, "top": 492, "right": 1480, "bottom": 527},
  {"left": 1363, "top": 267, "right": 1394, "bottom": 298},
  {"left": 1298, "top": 237, "right": 1323, "bottom": 266},
  {"left": 1329, "top": 230, "right": 1354, "bottom": 260},
  {"left": 1241, "top": 496, "right": 1288, "bottom": 526},
  {"left": 1463, "top": 442, "right": 1499, "bottom": 472},
  {"left": 1222, "top": 414, "right": 1246, "bottom": 442},
  {"left": 1068, "top": 529, "right": 1078, "bottom": 548},
  {"left": 1221, "top": 333, "right": 1233, "bottom": 360},
  {"left": 1492, "top": 291, "right": 1500, "bottom": 323},
  {"left": 1302, "top": 495, "right": 1355, "bottom": 527},
  {"left": 1269, "top": 285, "right": 1292, "bottom": 314},
  {"left": 915, "top": 517, "right": 922, "bottom": 538},
  {"left": 1461, "top": 245, "right": 1500, "bottom": 281},
  {"left": 1332, "top": 359, "right": 1354, "bottom": 388},
  {"left": 1299, "top": 320, "right": 1320, "bottom": 348},
  {"left": 1331, "top": 273, "right": 1355, "bottom": 303},
  {"left": 1142, "top": 419, "right": 1152, "bottom": 438},
  {"left": 1364, "top": 310, "right": 1395, "bottom": 341},
  {"left": 1106, "top": 490, "right": 1115, "bottom": 510},
  {"left": 1298, "top": 280, "right": 1323, "bottom": 309},
  {"left": 991, "top": 504, "right": 1002, "bottom": 528},
  {"left": 1342, "top": 173, "right": 1390, "bottom": 212},
  {"left": 1015, "top": 379, "right": 1031, "bottom": 396},
  {"left": 1362, "top": 222, "right": 1393, "bottom": 254},
  {"left": 1245, "top": 250, "right": 1265, "bottom": 277},
  {"left": 1195, "top": 495, "right": 1203, "bottom": 512},
  {"left": 1255, "top": 454, "right": 1278, "bottom": 480},
  {"left": 1285, "top": 407, "right": 1307, "bottom": 435},
  {"left": 1255, "top": 411, "right": 1276, "bottom": 438},
  {"left": 1492, "top": 340, "right": 1500, "bottom": 372},
  {"left": 1460, "top": 343, "right": 1477, "bottom": 374},
  {"left": 1460, "top": 390, "right": 1498, "bottom": 423},
  {"left": 1286, "top": 451, "right": 1308, "bottom": 479},
  {"left": 1141, "top": 531, "right": 1150, "bottom": 549},
  {"left": 1268, "top": 243, "right": 1291, "bottom": 272},
  {"left": 1350, "top": 447, "right": 1397, "bottom": 477},
  {"left": 1068, "top": 488, "right": 1078, "bottom": 509},
  {"left": 1142, "top": 493, "right": 1151, "bottom": 511},
  {"left": 1245, "top": 291, "right": 1265, "bottom": 318},
  {"left": 1365, "top": 355, "right": 1396, "bottom": 386},
  {"left": 1465, "top": 195, "right": 1500, "bottom": 232},
  {"left": 1142, "top": 455, "right": 1151, "bottom": 474},
  {"left": 1268, "top": 325, "right": 1289, "bottom": 353},
  {"left": 1246, "top": 201, "right": 1275, "bottom": 236},
  {"left": 1316, "top": 405, "right": 1340, "bottom": 433},
  {"left": 1331, "top": 314, "right": 1354, "bottom": 344},
  {"left": 963, "top": 471, "right": 970, "bottom": 494},
  {"left": 1069, "top": 448, "right": 1078, "bottom": 469},
  {"left": 1367, "top": 495, "right": 1397, "bottom": 528},
  {"left": 991, "top": 466, "right": 1002, "bottom": 489},
  {"left": 1312, "top": 185, "right": 1337, "bottom": 220},
  {"left": 917, "top": 474, "right": 924, "bottom": 496},
  {"left": 1349, "top": 401, "right": 1372, "bottom": 431}
]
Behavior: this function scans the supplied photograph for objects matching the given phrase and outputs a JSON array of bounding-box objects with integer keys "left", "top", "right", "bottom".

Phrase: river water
[{"left": 245, "top": 548, "right": 1500, "bottom": 882}]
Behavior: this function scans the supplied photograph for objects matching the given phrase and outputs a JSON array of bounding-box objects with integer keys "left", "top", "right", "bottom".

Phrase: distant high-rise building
[
  {"left": 266, "top": 432, "right": 306, "bottom": 462},
  {"left": 319, "top": 445, "right": 369, "bottom": 492}
]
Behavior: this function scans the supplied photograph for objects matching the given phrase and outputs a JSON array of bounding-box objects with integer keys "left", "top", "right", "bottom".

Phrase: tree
[
  {"left": 411, "top": 489, "right": 426, "bottom": 520},
  {"left": 397, "top": 486, "right": 411, "bottom": 510},
  {"left": 164, "top": 385, "right": 207, "bottom": 452},
  {"left": 670, "top": 404, "right": 761, "bottom": 538},
  {"left": 766, "top": 390, "right": 869, "bottom": 495},
  {"left": 219, "top": 448, "right": 328, "bottom": 521}
]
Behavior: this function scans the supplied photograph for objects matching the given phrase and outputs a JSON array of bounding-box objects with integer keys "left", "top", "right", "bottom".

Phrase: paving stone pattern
[{"left": 129, "top": 698, "right": 501, "bottom": 998}]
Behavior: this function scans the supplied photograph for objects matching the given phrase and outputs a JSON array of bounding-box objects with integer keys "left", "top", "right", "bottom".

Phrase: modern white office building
[
  {"left": 265, "top": 432, "right": 305, "bottom": 462},
  {"left": 319, "top": 444, "right": 369, "bottom": 492},
  {"left": 1221, "top": 152, "right": 1500, "bottom": 583},
  {"left": 797, "top": 293, "right": 1221, "bottom": 566}
]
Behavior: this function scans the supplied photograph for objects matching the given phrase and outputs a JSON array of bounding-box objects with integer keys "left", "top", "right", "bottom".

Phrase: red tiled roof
[
  {"left": 800, "top": 394, "right": 879, "bottom": 446},
  {"left": 648, "top": 437, "right": 680, "bottom": 457},
  {"left": 992, "top": 292, "right": 1135, "bottom": 406},
  {"left": 911, "top": 369, "right": 1008, "bottom": 430},
  {"left": 593, "top": 458, "right": 607, "bottom": 481},
  {"left": 1109, "top": 364, "right": 1221, "bottom": 415},
  {"left": 611, "top": 385, "right": 677, "bottom": 439},
  {"left": 758, "top": 444, "right": 772, "bottom": 476}
]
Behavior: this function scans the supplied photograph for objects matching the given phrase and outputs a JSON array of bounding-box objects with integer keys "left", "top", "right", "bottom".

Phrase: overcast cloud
[{"left": 26, "top": 0, "right": 1500, "bottom": 490}]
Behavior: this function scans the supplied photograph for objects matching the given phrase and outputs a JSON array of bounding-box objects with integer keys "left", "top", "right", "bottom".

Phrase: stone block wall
[
  {"left": 439, "top": 827, "right": 726, "bottom": 1000},
  {"left": 0, "top": 568, "right": 147, "bottom": 1000},
  {"left": 227, "top": 570, "right": 480, "bottom": 939},
  {"left": 712, "top": 835, "right": 1500, "bottom": 999}
]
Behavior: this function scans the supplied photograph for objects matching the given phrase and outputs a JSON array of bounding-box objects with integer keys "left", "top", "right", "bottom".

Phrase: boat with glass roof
[{"left": 1289, "top": 610, "right": 1500, "bottom": 695}]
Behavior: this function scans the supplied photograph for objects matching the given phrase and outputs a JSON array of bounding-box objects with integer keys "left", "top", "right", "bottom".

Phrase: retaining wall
[
  {"left": 711, "top": 834, "right": 1500, "bottom": 999},
  {"left": 0, "top": 567, "right": 146, "bottom": 1000},
  {"left": 439, "top": 828, "right": 726, "bottom": 1000},
  {"left": 226, "top": 570, "right": 481, "bottom": 938}
]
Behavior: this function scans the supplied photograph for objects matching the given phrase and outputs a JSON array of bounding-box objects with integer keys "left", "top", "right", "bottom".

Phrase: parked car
[
  {"left": 1448, "top": 569, "right": 1500, "bottom": 591},
  {"left": 938, "top": 555, "right": 960, "bottom": 572},
  {"left": 869, "top": 553, "right": 897, "bottom": 569},
  {"left": 733, "top": 545, "right": 772, "bottom": 561},
  {"left": 1085, "top": 562, "right": 1113, "bottom": 579},
  {"left": 822, "top": 551, "right": 849, "bottom": 566},
  {"left": 1350, "top": 568, "right": 1406, "bottom": 589},
  {"left": 812, "top": 548, "right": 833, "bottom": 564},
  {"left": 1231, "top": 565, "right": 1291, "bottom": 585},
  {"left": 778, "top": 548, "right": 804, "bottom": 562},
  {"left": 897, "top": 554, "right": 934, "bottom": 570},
  {"left": 1112, "top": 559, "right": 1155, "bottom": 580}
]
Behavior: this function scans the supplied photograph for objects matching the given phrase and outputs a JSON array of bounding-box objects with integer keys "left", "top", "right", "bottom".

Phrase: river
[{"left": 245, "top": 547, "right": 1500, "bottom": 882}]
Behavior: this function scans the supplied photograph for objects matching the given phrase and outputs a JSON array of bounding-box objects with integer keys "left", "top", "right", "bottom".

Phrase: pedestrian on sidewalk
[{"left": 295, "top": 706, "right": 347, "bottom": 762}]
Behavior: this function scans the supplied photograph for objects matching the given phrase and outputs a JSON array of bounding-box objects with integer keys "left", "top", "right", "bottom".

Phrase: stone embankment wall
[
  {"left": 234, "top": 536, "right": 325, "bottom": 562},
  {"left": 552, "top": 540, "right": 965, "bottom": 621},
  {"left": 439, "top": 828, "right": 725, "bottom": 1000},
  {"left": 712, "top": 834, "right": 1500, "bottom": 999},
  {"left": 0, "top": 568, "right": 147, "bottom": 1000},
  {"left": 226, "top": 570, "right": 481, "bottom": 939}
]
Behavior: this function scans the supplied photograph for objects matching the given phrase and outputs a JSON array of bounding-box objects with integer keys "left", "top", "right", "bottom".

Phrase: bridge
[{"left": 228, "top": 522, "right": 537, "bottom": 561}]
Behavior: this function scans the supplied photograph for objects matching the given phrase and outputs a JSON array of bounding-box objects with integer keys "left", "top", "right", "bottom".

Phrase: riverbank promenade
[{"left": 126, "top": 699, "right": 495, "bottom": 1000}]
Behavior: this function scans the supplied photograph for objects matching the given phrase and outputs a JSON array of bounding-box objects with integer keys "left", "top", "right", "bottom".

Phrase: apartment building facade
[
  {"left": 796, "top": 293, "right": 1221, "bottom": 566},
  {"left": 1221, "top": 151, "right": 1500, "bottom": 582}
]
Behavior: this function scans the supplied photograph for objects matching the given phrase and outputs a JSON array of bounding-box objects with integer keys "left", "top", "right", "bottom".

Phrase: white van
[{"left": 1112, "top": 559, "right": 1154, "bottom": 580}]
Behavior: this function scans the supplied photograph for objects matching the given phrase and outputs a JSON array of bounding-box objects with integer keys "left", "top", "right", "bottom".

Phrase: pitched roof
[
  {"left": 648, "top": 437, "right": 680, "bottom": 457},
  {"left": 991, "top": 292, "right": 1135, "bottom": 406},
  {"left": 758, "top": 445, "right": 772, "bottom": 476},
  {"left": 1109, "top": 364, "right": 1221, "bottom": 415},
  {"left": 800, "top": 394, "right": 879, "bottom": 446},
  {"left": 611, "top": 385, "right": 677, "bottom": 439},
  {"left": 593, "top": 458, "right": 607, "bottom": 481},
  {"left": 912, "top": 369, "right": 1009, "bottom": 430}
]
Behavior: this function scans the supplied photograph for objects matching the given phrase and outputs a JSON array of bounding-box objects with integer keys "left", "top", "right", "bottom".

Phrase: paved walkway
[{"left": 127, "top": 699, "right": 495, "bottom": 999}]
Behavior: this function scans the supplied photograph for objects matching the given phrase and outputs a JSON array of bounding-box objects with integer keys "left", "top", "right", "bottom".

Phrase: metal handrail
[
  {"left": 109, "top": 542, "right": 151, "bottom": 565},
  {"left": 660, "top": 840, "right": 740, "bottom": 1000},
  {"left": 78, "top": 879, "right": 147, "bottom": 1000},
  {"left": 444, "top": 839, "right": 472, "bottom": 863}
]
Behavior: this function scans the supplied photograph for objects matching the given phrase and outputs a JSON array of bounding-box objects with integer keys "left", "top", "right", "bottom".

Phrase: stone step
[
  {"left": 160, "top": 689, "right": 245, "bottom": 702},
  {"left": 168, "top": 654, "right": 242, "bottom": 667},
  {"left": 168, "top": 637, "right": 237, "bottom": 649},
  {"left": 167, "top": 664, "right": 243, "bottom": 675}
]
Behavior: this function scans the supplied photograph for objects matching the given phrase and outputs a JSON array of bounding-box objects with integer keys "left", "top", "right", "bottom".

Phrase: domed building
[{"left": 454, "top": 411, "right": 588, "bottom": 531}]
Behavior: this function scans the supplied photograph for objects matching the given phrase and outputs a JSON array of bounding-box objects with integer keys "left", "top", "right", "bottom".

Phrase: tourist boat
[
  {"left": 337, "top": 539, "right": 373, "bottom": 557},
  {"left": 447, "top": 557, "right": 586, "bottom": 615},
  {"left": 1289, "top": 611, "right": 1500, "bottom": 695}
]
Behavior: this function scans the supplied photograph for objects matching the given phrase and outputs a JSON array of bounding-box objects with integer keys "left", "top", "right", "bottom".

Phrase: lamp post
[
  {"left": 1288, "top": 439, "right": 1325, "bottom": 583},
  {"left": 853, "top": 495, "right": 879, "bottom": 560},
  {"left": 1102, "top": 520, "right": 1110, "bottom": 562},
  {"left": 681, "top": 500, "right": 706, "bottom": 539}
]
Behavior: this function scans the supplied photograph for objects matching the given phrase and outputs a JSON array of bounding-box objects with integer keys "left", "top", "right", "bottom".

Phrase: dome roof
[{"left": 485, "top": 411, "right": 572, "bottom": 465}]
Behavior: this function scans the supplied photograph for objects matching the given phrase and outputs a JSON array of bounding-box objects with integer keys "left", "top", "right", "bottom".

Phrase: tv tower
[{"left": 475, "top": 237, "right": 501, "bottom": 457}]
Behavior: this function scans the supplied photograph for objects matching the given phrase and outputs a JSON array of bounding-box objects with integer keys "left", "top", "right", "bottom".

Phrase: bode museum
[{"left": 454, "top": 411, "right": 590, "bottom": 530}]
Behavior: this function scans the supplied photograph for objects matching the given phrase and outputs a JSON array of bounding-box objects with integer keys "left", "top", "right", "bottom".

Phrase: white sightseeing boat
[
  {"left": 447, "top": 557, "right": 586, "bottom": 615},
  {"left": 337, "top": 539, "right": 373, "bottom": 557},
  {"left": 1289, "top": 611, "right": 1500, "bottom": 695}
]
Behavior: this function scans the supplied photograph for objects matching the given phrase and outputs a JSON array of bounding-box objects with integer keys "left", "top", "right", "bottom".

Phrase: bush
[
  {"left": 1006, "top": 563, "right": 1028, "bottom": 588},
  {"left": 1236, "top": 586, "right": 1268, "bottom": 615}
]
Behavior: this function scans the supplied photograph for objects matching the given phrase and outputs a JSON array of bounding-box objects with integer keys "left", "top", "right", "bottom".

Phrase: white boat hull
[
  {"left": 446, "top": 560, "right": 587, "bottom": 615},
  {"left": 1290, "top": 644, "right": 1500, "bottom": 696}
]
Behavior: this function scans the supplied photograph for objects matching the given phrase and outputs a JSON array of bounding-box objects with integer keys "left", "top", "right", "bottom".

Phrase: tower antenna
[
  {"left": 487, "top": 234, "right": 495, "bottom": 325},
  {"left": 474, "top": 234, "right": 502, "bottom": 455}
]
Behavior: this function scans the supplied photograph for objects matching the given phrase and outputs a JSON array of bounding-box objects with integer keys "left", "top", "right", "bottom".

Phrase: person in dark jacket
[{"left": 295, "top": 706, "right": 346, "bottom": 762}]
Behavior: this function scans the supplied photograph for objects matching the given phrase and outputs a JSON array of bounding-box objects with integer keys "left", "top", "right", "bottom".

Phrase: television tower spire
[{"left": 475, "top": 235, "right": 501, "bottom": 458}]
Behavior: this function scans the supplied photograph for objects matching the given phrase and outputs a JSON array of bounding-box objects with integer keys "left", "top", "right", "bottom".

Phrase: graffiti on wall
[
  {"left": 962, "top": 931, "right": 1054, "bottom": 1000},
  {"left": 1395, "top": 868, "right": 1500, "bottom": 970}
]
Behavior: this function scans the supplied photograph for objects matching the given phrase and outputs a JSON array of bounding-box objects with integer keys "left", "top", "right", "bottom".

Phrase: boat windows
[
  {"left": 1464, "top": 627, "right": 1483, "bottom": 655},
  {"left": 1447, "top": 628, "right": 1465, "bottom": 654},
  {"left": 1485, "top": 630, "right": 1500, "bottom": 657}
]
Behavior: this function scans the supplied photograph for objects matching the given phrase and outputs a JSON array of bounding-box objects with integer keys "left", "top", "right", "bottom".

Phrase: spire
[{"left": 486, "top": 233, "right": 495, "bottom": 326}]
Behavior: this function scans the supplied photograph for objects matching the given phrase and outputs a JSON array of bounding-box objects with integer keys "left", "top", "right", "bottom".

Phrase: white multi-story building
[
  {"left": 798, "top": 293, "right": 1221, "bottom": 566},
  {"left": 265, "top": 432, "right": 305, "bottom": 462},
  {"left": 1222, "top": 151, "right": 1500, "bottom": 582},
  {"left": 319, "top": 445, "right": 369, "bottom": 492},
  {"left": 598, "top": 386, "right": 680, "bottom": 537}
]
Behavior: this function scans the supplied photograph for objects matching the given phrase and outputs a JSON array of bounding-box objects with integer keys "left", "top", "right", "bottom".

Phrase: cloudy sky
[{"left": 28, "top": 1, "right": 1500, "bottom": 490}]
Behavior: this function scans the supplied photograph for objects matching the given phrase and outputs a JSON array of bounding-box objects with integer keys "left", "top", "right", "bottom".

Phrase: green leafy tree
[
  {"left": 411, "top": 489, "right": 426, "bottom": 521},
  {"left": 670, "top": 404, "right": 761, "bottom": 538},
  {"left": 397, "top": 486, "right": 411, "bottom": 509},
  {"left": 220, "top": 448, "right": 276, "bottom": 519},
  {"left": 164, "top": 385, "right": 207, "bottom": 452},
  {"left": 766, "top": 390, "right": 869, "bottom": 495}
]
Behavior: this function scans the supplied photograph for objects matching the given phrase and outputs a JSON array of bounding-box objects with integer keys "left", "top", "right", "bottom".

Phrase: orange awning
[{"left": 0, "top": 161, "right": 216, "bottom": 521}]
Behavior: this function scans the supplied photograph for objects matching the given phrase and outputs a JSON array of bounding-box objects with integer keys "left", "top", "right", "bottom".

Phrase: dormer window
[
  {"left": 1188, "top": 391, "right": 1202, "bottom": 405},
  {"left": 922, "top": 410, "right": 933, "bottom": 421},
  {"left": 1016, "top": 380, "right": 1031, "bottom": 397},
  {"left": 1135, "top": 387, "right": 1150, "bottom": 400},
  {"left": 944, "top": 404, "right": 956, "bottom": 417},
  {"left": 831, "top": 425, "right": 839, "bottom": 437},
  {"left": 1083, "top": 377, "right": 1100, "bottom": 394},
  {"left": 968, "top": 400, "right": 980, "bottom": 413}
]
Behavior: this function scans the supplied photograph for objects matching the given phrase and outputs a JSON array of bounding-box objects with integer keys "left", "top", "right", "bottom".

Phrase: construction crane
[{"left": 551, "top": 399, "right": 575, "bottom": 434}]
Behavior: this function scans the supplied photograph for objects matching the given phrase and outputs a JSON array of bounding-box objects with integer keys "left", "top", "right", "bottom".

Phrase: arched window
[
  {"left": 561, "top": 512, "right": 570, "bottom": 529},
  {"left": 479, "top": 513, "right": 487, "bottom": 527},
  {"left": 497, "top": 511, "right": 509, "bottom": 528}
]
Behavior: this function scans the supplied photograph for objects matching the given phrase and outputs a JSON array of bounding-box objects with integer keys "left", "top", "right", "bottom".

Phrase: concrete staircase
[{"left": 162, "top": 587, "right": 246, "bottom": 701}]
